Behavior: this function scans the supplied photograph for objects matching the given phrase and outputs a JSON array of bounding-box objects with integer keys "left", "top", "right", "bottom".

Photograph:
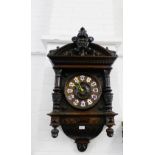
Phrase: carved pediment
[
  {"left": 48, "top": 27, "right": 117, "bottom": 57},
  {"left": 47, "top": 28, "right": 117, "bottom": 66}
]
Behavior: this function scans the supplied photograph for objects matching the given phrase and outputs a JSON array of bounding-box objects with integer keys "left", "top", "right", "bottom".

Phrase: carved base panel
[
  {"left": 48, "top": 112, "right": 117, "bottom": 151},
  {"left": 61, "top": 116, "right": 104, "bottom": 151}
]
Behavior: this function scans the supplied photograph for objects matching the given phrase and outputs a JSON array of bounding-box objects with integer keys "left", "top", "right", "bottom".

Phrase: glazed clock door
[{"left": 64, "top": 75, "right": 102, "bottom": 109}]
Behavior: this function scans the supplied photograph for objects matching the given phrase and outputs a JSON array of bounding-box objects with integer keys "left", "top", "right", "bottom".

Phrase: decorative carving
[
  {"left": 71, "top": 27, "right": 94, "bottom": 56},
  {"left": 75, "top": 139, "right": 89, "bottom": 152},
  {"left": 106, "top": 127, "right": 114, "bottom": 137},
  {"left": 61, "top": 117, "right": 102, "bottom": 125},
  {"left": 47, "top": 27, "right": 117, "bottom": 57},
  {"left": 50, "top": 116, "right": 60, "bottom": 138},
  {"left": 105, "top": 114, "right": 116, "bottom": 137},
  {"left": 51, "top": 128, "right": 59, "bottom": 138},
  {"left": 72, "top": 27, "right": 94, "bottom": 49}
]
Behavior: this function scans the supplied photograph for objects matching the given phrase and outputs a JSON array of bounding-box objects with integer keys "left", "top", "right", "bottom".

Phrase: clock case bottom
[
  {"left": 48, "top": 111, "right": 117, "bottom": 152},
  {"left": 61, "top": 116, "right": 104, "bottom": 152}
]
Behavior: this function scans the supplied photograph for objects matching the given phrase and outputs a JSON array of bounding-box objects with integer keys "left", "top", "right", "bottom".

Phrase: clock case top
[
  {"left": 47, "top": 27, "right": 118, "bottom": 152},
  {"left": 47, "top": 30, "right": 117, "bottom": 67}
]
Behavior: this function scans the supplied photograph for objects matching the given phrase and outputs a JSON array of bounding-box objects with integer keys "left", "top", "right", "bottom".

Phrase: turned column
[
  {"left": 104, "top": 69, "right": 116, "bottom": 137},
  {"left": 50, "top": 68, "right": 62, "bottom": 138},
  {"left": 52, "top": 68, "right": 62, "bottom": 111},
  {"left": 104, "top": 69, "right": 113, "bottom": 112}
]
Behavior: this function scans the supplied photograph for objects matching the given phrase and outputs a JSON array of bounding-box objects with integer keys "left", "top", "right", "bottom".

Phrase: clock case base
[
  {"left": 48, "top": 111, "right": 117, "bottom": 152},
  {"left": 47, "top": 27, "right": 118, "bottom": 152}
]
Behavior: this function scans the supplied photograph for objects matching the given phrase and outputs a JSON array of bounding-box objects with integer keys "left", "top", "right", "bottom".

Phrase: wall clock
[{"left": 47, "top": 27, "right": 118, "bottom": 152}]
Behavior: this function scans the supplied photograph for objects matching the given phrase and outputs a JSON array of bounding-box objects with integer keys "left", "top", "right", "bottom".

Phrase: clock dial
[{"left": 64, "top": 75, "right": 102, "bottom": 109}]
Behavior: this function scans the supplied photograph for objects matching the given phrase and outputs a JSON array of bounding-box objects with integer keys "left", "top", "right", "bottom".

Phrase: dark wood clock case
[{"left": 47, "top": 27, "right": 118, "bottom": 152}]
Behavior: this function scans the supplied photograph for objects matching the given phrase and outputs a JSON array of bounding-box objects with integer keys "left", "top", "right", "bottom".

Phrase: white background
[
  {"left": 0, "top": 1, "right": 155, "bottom": 155},
  {"left": 31, "top": 0, "right": 122, "bottom": 155},
  {"left": 32, "top": 0, "right": 122, "bottom": 54}
]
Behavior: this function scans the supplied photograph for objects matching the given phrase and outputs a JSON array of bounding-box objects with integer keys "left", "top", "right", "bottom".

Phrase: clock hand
[
  {"left": 78, "top": 84, "right": 84, "bottom": 92},
  {"left": 76, "top": 82, "right": 84, "bottom": 92}
]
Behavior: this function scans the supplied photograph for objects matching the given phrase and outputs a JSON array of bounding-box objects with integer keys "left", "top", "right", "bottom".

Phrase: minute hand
[{"left": 77, "top": 82, "right": 84, "bottom": 92}]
